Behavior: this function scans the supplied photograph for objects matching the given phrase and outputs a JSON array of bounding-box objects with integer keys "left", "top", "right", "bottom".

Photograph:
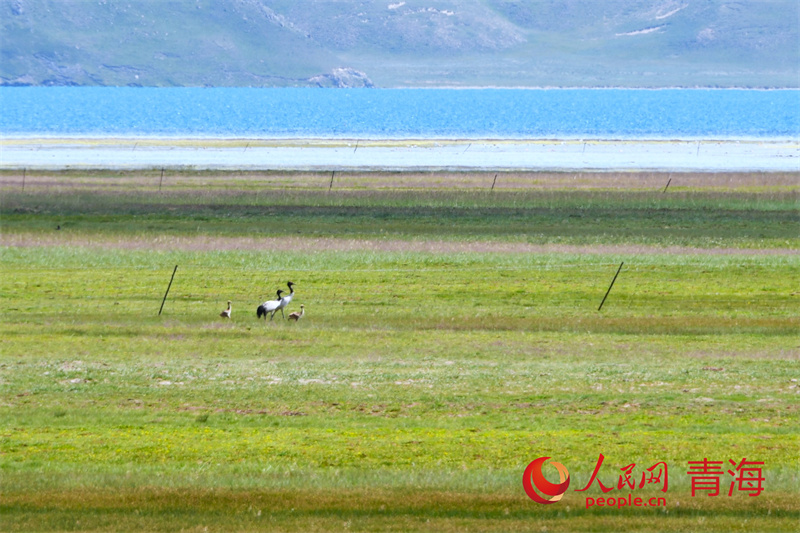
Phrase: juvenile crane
[
  {"left": 256, "top": 290, "right": 283, "bottom": 321},
  {"left": 220, "top": 301, "right": 232, "bottom": 319},
  {"left": 288, "top": 304, "right": 304, "bottom": 322}
]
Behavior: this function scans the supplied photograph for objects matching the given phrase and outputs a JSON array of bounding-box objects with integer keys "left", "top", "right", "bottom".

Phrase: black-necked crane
[
  {"left": 256, "top": 290, "right": 283, "bottom": 321},
  {"left": 220, "top": 301, "right": 232, "bottom": 319},
  {"left": 275, "top": 281, "right": 295, "bottom": 319},
  {"left": 288, "top": 304, "right": 304, "bottom": 322}
]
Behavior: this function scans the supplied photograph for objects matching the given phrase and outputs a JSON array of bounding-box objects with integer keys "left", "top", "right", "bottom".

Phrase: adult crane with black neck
[
  {"left": 256, "top": 290, "right": 283, "bottom": 321},
  {"left": 275, "top": 281, "right": 295, "bottom": 319}
]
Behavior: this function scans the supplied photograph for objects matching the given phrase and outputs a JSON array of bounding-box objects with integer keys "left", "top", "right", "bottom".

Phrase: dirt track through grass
[{"left": 3, "top": 232, "right": 798, "bottom": 255}]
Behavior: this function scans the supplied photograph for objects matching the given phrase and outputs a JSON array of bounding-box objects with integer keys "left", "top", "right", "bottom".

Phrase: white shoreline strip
[{"left": 1, "top": 138, "right": 798, "bottom": 172}]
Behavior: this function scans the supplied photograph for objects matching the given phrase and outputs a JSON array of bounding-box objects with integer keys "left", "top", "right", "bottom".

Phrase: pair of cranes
[
  {"left": 256, "top": 281, "right": 304, "bottom": 322},
  {"left": 219, "top": 281, "right": 304, "bottom": 322}
]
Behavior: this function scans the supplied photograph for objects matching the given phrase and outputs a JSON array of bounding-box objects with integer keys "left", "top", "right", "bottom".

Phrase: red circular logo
[{"left": 523, "top": 457, "right": 570, "bottom": 504}]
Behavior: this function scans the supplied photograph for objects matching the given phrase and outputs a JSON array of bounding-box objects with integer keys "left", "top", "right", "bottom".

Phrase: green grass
[
  {"left": 1, "top": 171, "right": 798, "bottom": 531},
  {"left": 2, "top": 169, "right": 798, "bottom": 248}
]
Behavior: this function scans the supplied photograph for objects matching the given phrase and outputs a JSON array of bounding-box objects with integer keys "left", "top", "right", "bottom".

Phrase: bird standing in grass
[
  {"left": 220, "top": 301, "right": 232, "bottom": 319},
  {"left": 257, "top": 290, "right": 284, "bottom": 321},
  {"left": 275, "top": 281, "right": 295, "bottom": 319},
  {"left": 288, "top": 304, "right": 304, "bottom": 322}
]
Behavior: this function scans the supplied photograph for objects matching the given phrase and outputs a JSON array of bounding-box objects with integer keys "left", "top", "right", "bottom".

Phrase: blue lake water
[{"left": 1, "top": 87, "right": 798, "bottom": 140}]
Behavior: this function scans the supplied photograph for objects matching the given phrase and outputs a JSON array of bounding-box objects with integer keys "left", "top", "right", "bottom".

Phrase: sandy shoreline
[{"left": 2, "top": 138, "right": 798, "bottom": 172}]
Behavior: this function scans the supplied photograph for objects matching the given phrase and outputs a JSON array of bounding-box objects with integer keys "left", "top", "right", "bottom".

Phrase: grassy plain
[{"left": 1, "top": 170, "right": 798, "bottom": 532}]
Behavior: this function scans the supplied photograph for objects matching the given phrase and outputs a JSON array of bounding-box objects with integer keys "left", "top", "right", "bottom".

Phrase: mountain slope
[{"left": 1, "top": 0, "right": 797, "bottom": 87}]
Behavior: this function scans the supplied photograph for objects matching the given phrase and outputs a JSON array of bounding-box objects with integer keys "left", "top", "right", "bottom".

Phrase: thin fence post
[
  {"left": 159, "top": 265, "right": 178, "bottom": 316},
  {"left": 598, "top": 262, "right": 624, "bottom": 311}
]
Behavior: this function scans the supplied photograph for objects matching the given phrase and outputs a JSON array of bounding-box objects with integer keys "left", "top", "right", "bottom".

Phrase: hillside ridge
[{"left": 1, "top": 0, "right": 797, "bottom": 88}]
